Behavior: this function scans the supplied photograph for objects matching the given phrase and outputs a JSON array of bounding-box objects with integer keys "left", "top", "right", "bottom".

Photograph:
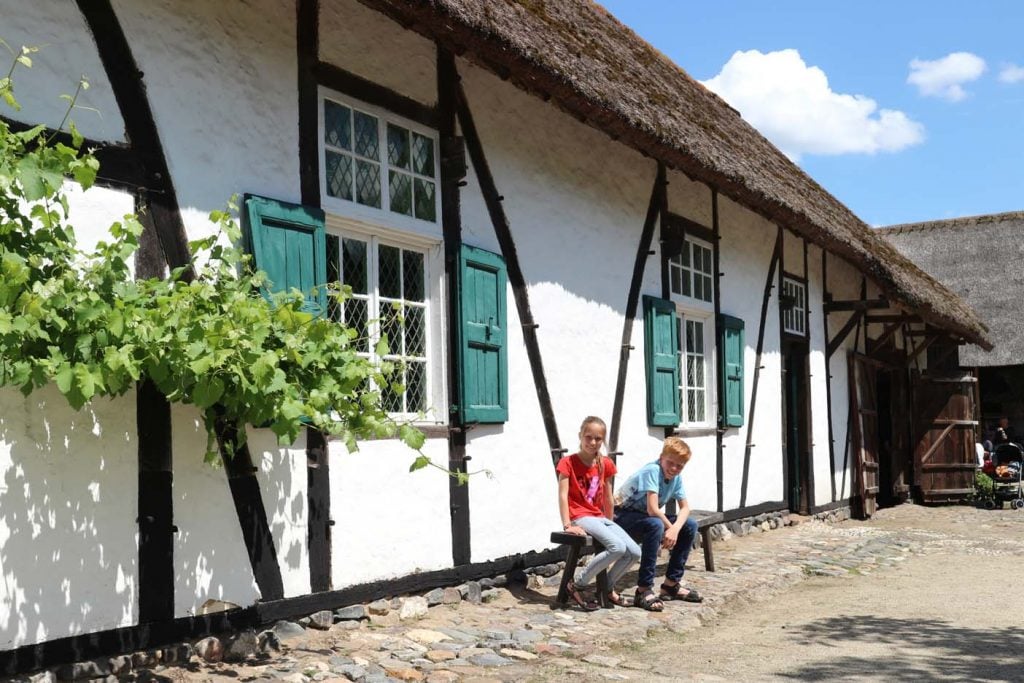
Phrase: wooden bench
[{"left": 550, "top": 510, "right": 724, "bottom": 608}]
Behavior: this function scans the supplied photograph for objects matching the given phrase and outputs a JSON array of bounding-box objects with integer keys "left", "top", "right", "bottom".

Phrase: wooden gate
[
  {"left": 848, "top": 353, "right": 880, "bottom": 518},
  {"left": 911, "top": 371, "right": 979, "bottom": 502}
]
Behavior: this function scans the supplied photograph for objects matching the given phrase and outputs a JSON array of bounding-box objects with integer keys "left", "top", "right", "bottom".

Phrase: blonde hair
[
  {"left": 579, "top": 415, "right": 607, "bottom": 434},
  {"left": 661, "top": 436, "right": 692, "bottom": 462}
]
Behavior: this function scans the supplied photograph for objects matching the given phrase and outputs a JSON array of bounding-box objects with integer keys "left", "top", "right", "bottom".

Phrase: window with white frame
[
  {"left": 326, "top": 231, "right": 432, "bottom": 416},
  {"left": 781, "top": 276, "right": 807, "bottom": 336},
  {"left": 676, "top": 313, "right": 714, "bottom": 426},
  {"left": 321, "top": 95, "right": 439, "bottom": 226},
  {"left": 669, "top": 238, "right": 714, "bottom": 303}
]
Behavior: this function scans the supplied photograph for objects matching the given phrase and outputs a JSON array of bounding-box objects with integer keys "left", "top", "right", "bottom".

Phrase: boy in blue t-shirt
[{"left": 614, "top": 437, "right": 702, "bottom": 611}]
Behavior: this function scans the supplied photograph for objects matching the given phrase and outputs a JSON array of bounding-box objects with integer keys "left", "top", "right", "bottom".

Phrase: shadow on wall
[
  {"left": 782, "top": 615, "right": 1024, "bottom": 681},
  {"left": 0, "top": 385, "right": 137, "bottom": 649}
]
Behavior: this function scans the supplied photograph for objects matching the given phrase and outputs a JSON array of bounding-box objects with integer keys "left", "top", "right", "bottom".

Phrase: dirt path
[{"left": 534, "top": 505, "right": 1024, "bottom": 682}]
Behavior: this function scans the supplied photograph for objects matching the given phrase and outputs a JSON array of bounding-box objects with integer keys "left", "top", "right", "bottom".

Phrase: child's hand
[
  {"left": 662, "top": 528, "right": 678, "bottom": 550},
  {"left": 565, "top": 525, "right": 586, "bottom": 536}
]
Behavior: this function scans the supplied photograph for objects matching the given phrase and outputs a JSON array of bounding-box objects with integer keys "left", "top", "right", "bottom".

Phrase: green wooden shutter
[
  {"left": 643, "top": 295, "right": 681, "bottom": 427},
  {"left": 242, "top": 194, "right": 327, "bottom": 317},
  {"left": 459, "top": 244, "right": 508, "bottom": 423},
  {"left": 719, "top": 314, "right": 745, "bottom": 428}
]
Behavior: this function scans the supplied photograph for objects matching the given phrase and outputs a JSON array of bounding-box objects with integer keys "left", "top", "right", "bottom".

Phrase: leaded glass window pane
[
  {"left": 671, "top": 265, "right": 682, "bottom": 296},
  {"left": 407, "top": 361, "right": 426, "bottom": 412},
  {"left": 344, "top": 298, "right": 369, "bottom": 353},
  {"left": 693, "top": 274, "right": 703, "bottom": 301},
  {"left": 324, "top": 101, "right": 351, "bottom": 150},
  {"left": 326, "top": 151, "right": 353, "bottom": 201},
  {"left": 405, "top": 306, "right": 426, "bottom": 356},
  {"left": 342, "top": 238, "right": 368, "bottom": 295},
  {"left": 403, "top": 251, "right": 424, "bottom": 302},
  {"left": 389, "top": 170, "right": 413, "bottom": 216},
  {"left": 354, "top": 111, "right": 379, "bottom": 160},
  {"left": 412, "top": 133, "right": 435, "bottom": 177},
  {"left": 702, "top": 275, "right": 712, "bottom": 302},
  {"left": 355, "top": 159, "right": 381, "bottom": 208},
  {"left": 379, "top": 302, "right": 401, "bottom": 354},
  {"left": 378, "top": 245, "right": 401, "bottom": 298},
  {"left": 382, "top": 380, "right": 403, "bottom": 413},
  {"left": 414, "top": 179, "right": 436, "bottom": 222},
  {"left": 681, "top": 244, "right": 690, "bottom": 268},
  {"left": 387, "top": 123, "right": 410, "bottom": 169}
]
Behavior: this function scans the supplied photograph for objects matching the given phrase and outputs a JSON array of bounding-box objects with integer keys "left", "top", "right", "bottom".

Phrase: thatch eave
[{"left": 351, "top": 0, "right": 991, "bottom": 349}]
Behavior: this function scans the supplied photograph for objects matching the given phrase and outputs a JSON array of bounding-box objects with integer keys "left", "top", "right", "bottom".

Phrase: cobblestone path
[{"left": 27, "top": 503, "right": 1024, "bottom": 682}]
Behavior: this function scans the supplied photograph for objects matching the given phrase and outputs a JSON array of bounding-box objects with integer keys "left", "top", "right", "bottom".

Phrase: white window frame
[
  {"left": 676, "top": 307, "right": 716, "bottom": 428},
  {"left": 318, "top": 88, "right": 443, "bottom": 240},
  {"left": 668, "top": 237, "right": 715, "bottom": 307},
  {"left": 326, "top": 214, "right": 447, "bottom": 424},
  {"left": 781, "top": 275, "right": 807, "bottom": 337}
]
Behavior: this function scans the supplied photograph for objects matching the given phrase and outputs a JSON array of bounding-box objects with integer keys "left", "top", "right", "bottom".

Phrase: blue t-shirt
[{"left": 617, "top": 460, "right": 685, "bottom": 512}]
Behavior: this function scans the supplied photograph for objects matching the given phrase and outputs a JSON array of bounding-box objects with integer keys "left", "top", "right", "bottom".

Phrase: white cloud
[
  {"left": 700, "top": 49, "right": 925, "bottom": 161},
  {"left": 998, "top": 63, "right": 1024, "bottom": 84},
  {"left": 907, "top": 52, "right": 986, "bottom": 101}
]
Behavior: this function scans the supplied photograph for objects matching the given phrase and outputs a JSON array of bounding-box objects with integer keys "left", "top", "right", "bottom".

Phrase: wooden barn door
[
  {"left": 848, "top": 353, "right": 880, "bottom": 518},
  {"left": 911, "top": 371, "right": 979, "bottom": 502}
]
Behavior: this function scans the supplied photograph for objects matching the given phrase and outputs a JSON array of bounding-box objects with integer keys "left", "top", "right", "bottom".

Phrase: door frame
[{"left": 782, "top": 338, "right": 812, "bottom": 514}]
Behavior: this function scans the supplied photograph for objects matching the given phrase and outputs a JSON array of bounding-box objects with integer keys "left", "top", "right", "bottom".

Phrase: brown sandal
[
  {"left": 606, "top": 591, "right": 631, "bottom": 607},
  {"left": 566, "top": 580, "right": 599, "bottom": 612}
]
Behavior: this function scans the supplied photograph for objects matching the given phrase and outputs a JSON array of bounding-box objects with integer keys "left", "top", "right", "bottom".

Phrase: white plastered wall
[
  {"left": 0, "top": 386, "right": 137, "bottom": 649},
  {"left": 806, "top": 243, "right": 836, "bottom": 507},
  {"left": 110, "top": 0, "right": 301, "bottom": 245},
  {"left": 0, "top": 0, "right": 125, "bottom": 142},
  {"left": 456, "top": 60, "right": 667, "bottom": 562},
  {"left": 716, "top": 196, "right": 785, "bottom": 508}
]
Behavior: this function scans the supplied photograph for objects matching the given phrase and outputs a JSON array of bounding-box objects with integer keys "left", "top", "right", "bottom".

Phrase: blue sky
[{"left": 598, "top": 1, "right": 1024, "bottom": 227}]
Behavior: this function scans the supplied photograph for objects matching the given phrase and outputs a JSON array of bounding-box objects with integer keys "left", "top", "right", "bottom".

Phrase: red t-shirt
[{"left": 556, "top": 453, "right": 618, "bottom": 520}]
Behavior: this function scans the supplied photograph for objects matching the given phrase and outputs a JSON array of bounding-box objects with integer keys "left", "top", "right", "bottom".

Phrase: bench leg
[
  {"left": 556, "top": 544, "right": 582, "bottom": 605},
  {"left": 596, "top": 569, "right": 610, "bottom": 608},
  {"left": 701, "top": 528, "right": 715, "bottom": 572}
]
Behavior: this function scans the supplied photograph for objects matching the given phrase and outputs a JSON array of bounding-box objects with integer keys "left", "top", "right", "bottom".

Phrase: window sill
[{"left": 673, "top": 426, "right": 719, "bottom": 438}]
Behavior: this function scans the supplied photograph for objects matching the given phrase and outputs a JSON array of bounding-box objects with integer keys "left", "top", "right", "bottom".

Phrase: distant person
[
  {"left": 556, "top": 416, "right": 640, "bottom": 611},
  {"left": 990, "top": 417, "right": 1016, "bottom": 446},
  {"left": 614, "top": 436, "right": 703, "bottom": 611}
]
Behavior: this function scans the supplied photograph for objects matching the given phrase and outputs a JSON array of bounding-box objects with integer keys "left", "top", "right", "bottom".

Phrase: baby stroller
[{"left": 986, "top": 443, "right": 1024, "bottom": 509}]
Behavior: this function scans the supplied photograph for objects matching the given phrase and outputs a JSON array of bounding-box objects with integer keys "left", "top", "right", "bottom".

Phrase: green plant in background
[
  {"left": 973, "top": 471, "right": 994, "bottom": 501},
  {"left": 0, "top": 45, "right": 460, "bottom": 478}
]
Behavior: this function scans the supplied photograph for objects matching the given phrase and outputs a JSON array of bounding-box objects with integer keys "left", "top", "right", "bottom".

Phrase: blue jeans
[
  {"left": 571, "top": 516, "right": 641, "bottom": 589},
  {"left": 614, "top": 509, "right": 698, "bottom": 589}
]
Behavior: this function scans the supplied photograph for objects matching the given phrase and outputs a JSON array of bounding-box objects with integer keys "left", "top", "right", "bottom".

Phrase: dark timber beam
[
  {"left": 608, "top": 164, "right": 664, "bottom": 455},
  {"left": 315, "top": 62, "right": 438, "bottom": 129},
  {"left": 712, "top": 189, "right": 724, "bottom": 512},
  {"left": 297, "top": 0, "right": 332, "bottom": 594},
  {"left": 76, "top": 0, "right": 198, "bottom": 624},
  {"left": 438, "top": 48, "right": 471, "bottom": 565},
  {"left": 215, "top": 417, "right": 285, "bottom": 601},
  {"left": 864, "top": 313, "right": 921, "bottom": 325},
  {"left": 826, "top": 309, "right": 864, "bottom": 359},
  {"left": 823, "top": 298, "right": 889, "bottom": 313},
  {"left": 2, "top": 116, "right": 143, "bottom": 190},
  {"left": 739, "top": 227, "right": 782, "bottom": 508},
  {"left": 76, "top": 0, "right": 194, "bottom": 281},
  {"left": 456, "top": 80, "right": 563, "bottom": 460},
  {"left": 907, "top": 334, "right": 939, "bottom": 364},
  {"left": 867, "top": 321, "right": 903, "bottom": 359}
]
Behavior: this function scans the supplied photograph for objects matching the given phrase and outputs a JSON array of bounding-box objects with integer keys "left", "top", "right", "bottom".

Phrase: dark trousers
[{"left": 614, "top": 509, "right": 698, "bottom": 588}]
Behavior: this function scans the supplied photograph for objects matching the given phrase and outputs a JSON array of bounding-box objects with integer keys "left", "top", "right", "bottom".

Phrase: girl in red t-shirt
[{"left": 556, "top": 416, "right": 640, "bottom": 610}]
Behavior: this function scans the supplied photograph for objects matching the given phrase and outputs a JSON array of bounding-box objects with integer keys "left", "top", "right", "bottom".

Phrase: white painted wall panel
[
  {"left": 320, "top": 0, "right": 437, "bottom": 106},
  {"left": 0, "top": 0, "right": 126, "bottom": 142},
  {"left": 110, "top": 0, "right": 301, "bottom": 244},
  {"left": 329, "top": 438, "right": 452, "bottom": 586},
  {"left": 0, "top": 385, "right": 137, "bottom": 648},
  {"left": 806, "top": 244, "right": 835, "bottom": 507},
  {"left": 171, "top": 405, "right": 259, "bottom": 616},
  {"left": 717, "top": 196, "right": 784, "bottom": 509}
]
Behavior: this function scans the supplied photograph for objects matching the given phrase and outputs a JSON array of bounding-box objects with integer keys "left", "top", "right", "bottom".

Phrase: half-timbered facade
[{"left": 0, "top": 0, "right": 990, "bottom": 671}]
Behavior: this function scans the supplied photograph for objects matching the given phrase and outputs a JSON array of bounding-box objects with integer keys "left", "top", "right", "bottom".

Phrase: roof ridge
[{"left": 877, "top": 210, "right": 1024, "bottom": 234}]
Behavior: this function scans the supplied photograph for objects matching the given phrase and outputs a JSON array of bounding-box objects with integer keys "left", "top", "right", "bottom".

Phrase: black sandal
[
  {"left": 566, "top": 580, "right": 599, "bottom": 612},
  {"left": 633, "top": 588, "right": 664, "bottom": 612},
  {"left": 660, "top": 582, "right": 703, "bottom": 603}
]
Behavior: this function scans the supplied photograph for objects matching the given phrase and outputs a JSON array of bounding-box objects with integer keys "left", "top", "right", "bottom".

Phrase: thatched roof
[
  {"left": 879, "top": 211, "right": 1024, "bottom": 366},
  {"left": 355, "top": 0, "right": 991, "bottom": 348}
]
